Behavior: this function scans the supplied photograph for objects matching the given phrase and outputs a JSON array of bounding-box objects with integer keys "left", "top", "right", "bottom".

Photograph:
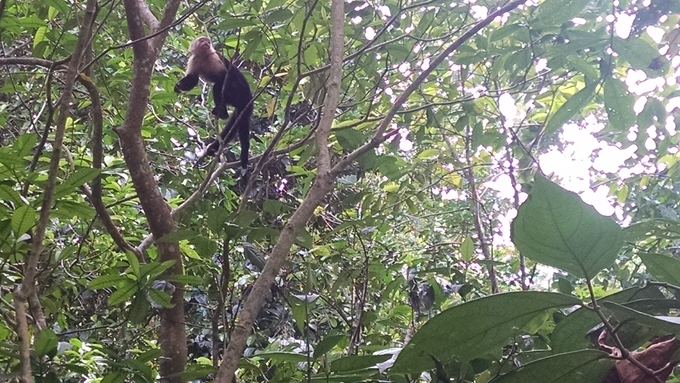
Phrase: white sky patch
[
  {"left": 398, "top": 62, "right": 411, "bottom": 75},
  {"left": 537, "top": 123, "right": 625, "bottom": 216},
  {"left": 593, "top": 145, "right": 637, "bottom": 173},
  {"left": 470, "top": 5, "right": 488, "bottom": 19},
  {"left": 535, "top": 58, "right": 548, "bottom": 72},
  {"left": 485, "top": 174, "right": 515, "bottom": 199},
  {"left": 647, "top": 26, "right": 665, "bottom": 43},
  {"left": 365, "top": 27, "right": 376, "bottom": 40},
  {"left": 667, "top": 97, "right": 680, "bottom": 112},
  {"left": 580, "top": 185, "right": 615, "bottom": 215},
  {"left": 498, "top": 93, "right": 517, "bottom": 123},
  {"left": 634, "top": 96, "right": 647, "bottom": 113},
  {"left": 614, "top": 13, "right": 634, "bottom": 38},
  {"left": 399, "top": 128, "right": 413, "bottom": 151},
  {"left": 666, "top": 116, "right": 677, "bottom": 135}
]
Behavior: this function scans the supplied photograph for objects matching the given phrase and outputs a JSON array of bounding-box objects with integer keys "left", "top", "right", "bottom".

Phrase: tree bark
[{"left": 117, "top": 0, "right": 184, "bottom": 381}]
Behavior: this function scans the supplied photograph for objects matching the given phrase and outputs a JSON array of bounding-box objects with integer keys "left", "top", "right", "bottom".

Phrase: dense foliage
[{"left": 2, "top": 0, "right": 680, "bottom": 381}]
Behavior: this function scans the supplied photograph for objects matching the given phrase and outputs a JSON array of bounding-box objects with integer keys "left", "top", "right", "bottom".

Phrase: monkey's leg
[{"left": 211, "top": 80, "right": 230, "bottom": 119}]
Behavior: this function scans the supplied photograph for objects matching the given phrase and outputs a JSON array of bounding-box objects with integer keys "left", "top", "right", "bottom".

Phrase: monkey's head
[{"left": 189, "top": 36, "right": 214, "bottom": 55}]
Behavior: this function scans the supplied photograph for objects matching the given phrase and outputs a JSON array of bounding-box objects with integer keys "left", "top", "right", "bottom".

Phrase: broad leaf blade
[
  {"left": 604, "top": 77, "right": 635, "bottom": 131},
  {"left": 511, "top": 175, "right": 623, "bottom": 278},
  {"left": 552, "top": 286, "right": 664, "bottom": 353},
  {"left": 544, "top": 84, "right": 596, "bottom": 135},
  {"left": 639, "top": 253, "right": 680, "bottom": 285},
  {"left": 492, "top": 350, "right": 612, "bottom": 383},
  {"left": 391, "top": 291, "right": 581, "bottom": 374},
  {"left": 602, "top": 301, "right": 680, "bottom": 334},
  {"left": 330, "top": 354, "right": 391, "bottom": 373}
]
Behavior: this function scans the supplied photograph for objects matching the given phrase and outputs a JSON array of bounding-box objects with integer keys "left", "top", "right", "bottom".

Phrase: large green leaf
[
  {"left": 11, "top": 205, "right": 37, "bottom": 235},
  {"left": 602, "top": 301, "right": 680, "bottom": 334},
  {"left": 34, "top": 329, "right": 58, "bottom": 357},
  {"left": 639, "top": 253, "right": 680, "bottom": 285},
  {"left": 390, "top": 291, "right": 581, "bottom": 374},
  {"left": 612, "top": 37, "right": 669, "bottom": 78},
  {"left": 551, "top": 286, "right": 665, "bottom": 353},
  {"left": 492, "top": 350, "right": 612, "bottom": 383},
  {"left": 544, "top": 84, "right": 597, "bottom": 135},
  {"left": 511, "top": 175, "right": 623, "bottom": 278},
  {"left": 604, "top": 77, "right": 636, "bottom": 131},
  {"left": 313, "top": 334, "right": 347, "bottom": 359},
  {"left": 330, "top": 354, "right": 391, "bottom": 373}
]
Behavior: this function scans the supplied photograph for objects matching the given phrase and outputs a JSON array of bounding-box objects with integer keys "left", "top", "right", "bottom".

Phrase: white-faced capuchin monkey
[{"left": 174, "top": 36, "right": 253, "bottom": 175}]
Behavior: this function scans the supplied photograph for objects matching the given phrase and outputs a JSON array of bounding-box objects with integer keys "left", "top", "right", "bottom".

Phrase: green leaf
[
  {"left": 0, "top": 150, "right": 25, "bottom": 167},
  {"left": 140, "top": 260, "right": 176, "bottom": 279},
  {"left": 33, "top": 26, "right": 47, "bottom": 49},
  {"left": 639, "top": 253, "right": 680, "bottom": 285},
  {"left": 44, "top": 0, "right": 70, "bottom": 15},
  {"left": 336, "top": 128, "right": 365, "bottom": 151},
  {"left": 295, "top": 228, "right": 314, "bottom": 249},
  {"left": 11, "top": 205, "right": 37, "bottom": 234},
  {"left": 492, "top": 350, "right": 612, "bottom": 383},
  {"left": 602, "top": 301, "right": 680, "bottom": 334},
  {"left": 604, "top": 77, "right": 636, "bottom": 131},
  {"left": 314, "top": 334, "right": 347, "bottom": 359},
  {"left": 391, "top": 291, "right": 581, "bottom": 374},
  {"left": 331, "top": 354, "right": 391, "bottom": 373},
  {"left": 126, "top": 251, "right": 141, "bottom": 277},
  {"left": 206, "top": 207, "right": 229, "bottom": 234},
  {"left": 552, "top": 286, "right": 664, "bottom": 353},
  {"left": 89, "top": 274, "right": 128, "bottom": 290},
  {"left": 64, "top": 167, "right": 100, "bottom": 188},
  {"left": 166, "top": 275, "right": 204, "bottom": 286},
  {"left": 0, "top": 185, "right": 25, "bottom": 207},
  {"left": 612, "top": 37, "right": 669, "bottom": 78},
  {"left": 417, "top": 148, "right": 439, "bottom": 159},
  {"left": 264, "top": 9, "right": 293, "bottom": 24},
  {"left": 13, "top": 134, "right": 38, "bottom": 157},
  {"left": 146, "top": 287, "right": 173, "bottom": 308},
  {"left": 53, "top": 168, "right": 100, "bottom": 199},
  {"left": 490, "top": 23, "right": 521, "bottom": 42},
  {"left": 52, "top": 200, "right": 96, "bottom": 220},
  {"left": 128, "top": 294, "right": 149, "bottom": 325},
  {"left": 460, "top": 236, "right": 474, "bottom": 262},
  {"left": 511, "top": 175, "right": 623, "bottom": 278},
  {"left": 108, "top": 280, "right": 138, "bottom": 305},
  {"left": 544, "top": 84, "right": 596, "bottom": 135},
  {"left": 102, "top": 371, "right": 126, "bottom": 383},
  {"left": 537, "top": 0, "right": 591, "bottom": 25},
  {"left": 566, "top": 56, "right": 599, "bottom": 82},
  {"left": 34, "top": 329, "right": 58, "bottom": 356},
  {"left": 637, "top": 97, "right": 666, "bottom": 128},
  {"left": 181, "top": 365, "right": 216, "bottom": 381}
]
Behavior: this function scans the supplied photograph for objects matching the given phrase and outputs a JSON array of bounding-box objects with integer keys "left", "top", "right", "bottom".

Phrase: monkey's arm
[{"left": 174, "top": 73, "right": 200, "bottom": 93}]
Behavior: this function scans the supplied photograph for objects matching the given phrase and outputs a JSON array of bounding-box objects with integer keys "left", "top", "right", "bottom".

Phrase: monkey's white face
[{"left": 190, "top": 37, "right": 214, "bottom": 55}]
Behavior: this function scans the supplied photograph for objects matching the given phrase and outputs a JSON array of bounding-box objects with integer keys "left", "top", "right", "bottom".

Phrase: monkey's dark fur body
[{"left": 174, "top": 36, "right": 253, "bottom": 173}]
